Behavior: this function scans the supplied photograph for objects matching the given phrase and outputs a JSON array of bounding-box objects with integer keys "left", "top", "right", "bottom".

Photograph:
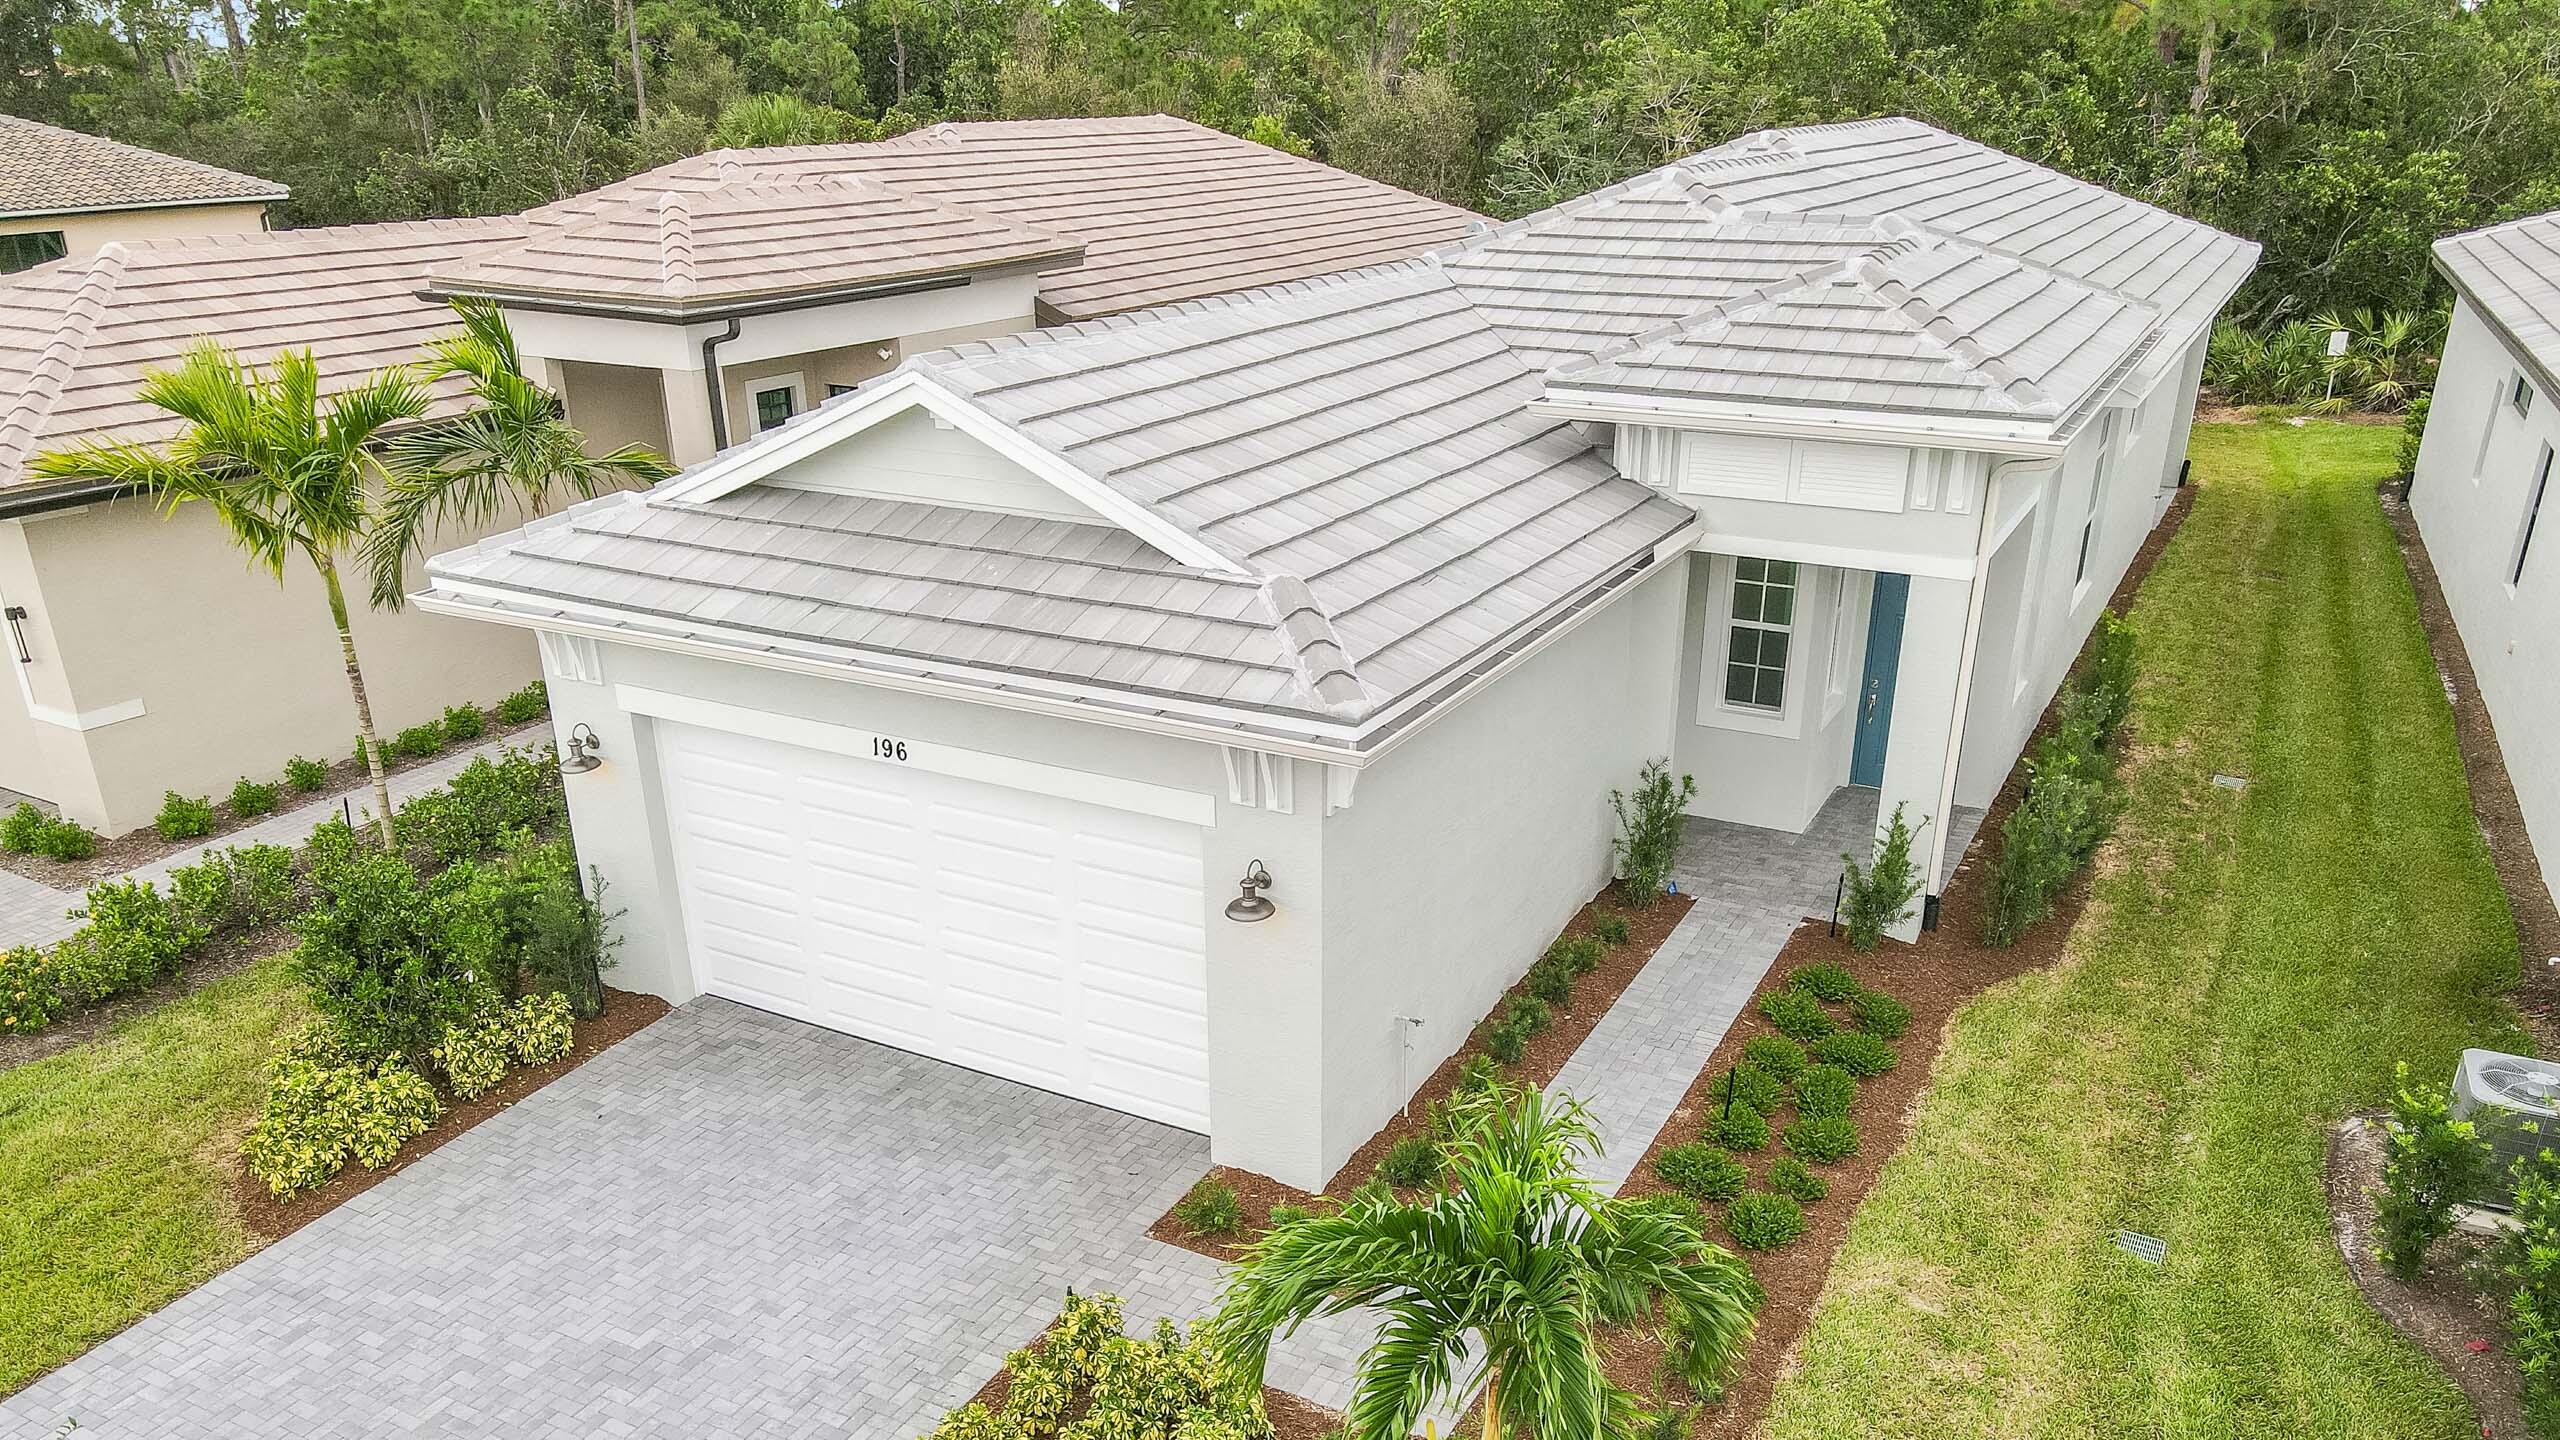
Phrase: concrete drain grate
[
  {"left": 2113, "top": 1230, "right": 2169, "bottom": 1264},
  {"left": 2211, "top": 773, "right": 2249, "bottom": 791}
]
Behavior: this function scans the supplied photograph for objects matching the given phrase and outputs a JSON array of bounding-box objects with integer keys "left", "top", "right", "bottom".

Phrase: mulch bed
[
  {"left": 0, "top": 711, "right": 550, "bottom": 889},
  {"left": 1149, "top": 886, "right": 1695, "bottom": 1262},
  {"left": 232, "top": 985, "right": 668, "bottom": 1243},
  {"left": 0, "top": 922, "right": 293, "bottom": 1075},
  {"left": 2326, "top": 1113, "right": 2526, "bottom": 1440},
  {"left": 2381, "top": 479, "right": 2560, "bottom": 1053},
  {"left": 968, "top": 1327, "right": 1347, "bottom": 1440}
]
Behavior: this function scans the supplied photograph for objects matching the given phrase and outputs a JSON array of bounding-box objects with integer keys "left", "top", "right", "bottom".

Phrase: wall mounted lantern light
[
  {"left": 1223, "top": 859, "right": 1275, "bottom": 923},
  {"left": 560, "top": 723, "right": 604, "bottom": 774}
]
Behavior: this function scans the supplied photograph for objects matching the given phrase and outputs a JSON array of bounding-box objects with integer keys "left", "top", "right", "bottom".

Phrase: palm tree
[
  {"left": 362, "top": 297, "right": 672, "bottom": 609},
  {"left": 29, "top": 344, "right": 427, "bottom": 845},
  {"left": 1211, "top": 1087, "right": 1761, "bottom": 1440}
]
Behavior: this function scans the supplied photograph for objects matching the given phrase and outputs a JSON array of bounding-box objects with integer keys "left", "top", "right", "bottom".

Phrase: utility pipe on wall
[{"left": 701, "top": 318, "right": 742, "bottom": 452}]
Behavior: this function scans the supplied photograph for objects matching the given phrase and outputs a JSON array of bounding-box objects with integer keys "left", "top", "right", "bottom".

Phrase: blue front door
[{"left": 1850, "top": 573, "right": 1910, "bottom": 787}]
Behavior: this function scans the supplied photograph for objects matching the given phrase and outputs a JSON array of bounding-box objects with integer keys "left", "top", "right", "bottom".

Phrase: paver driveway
[{"left": 0, "top": 1000, "right": 1376, "bottom": 1439}]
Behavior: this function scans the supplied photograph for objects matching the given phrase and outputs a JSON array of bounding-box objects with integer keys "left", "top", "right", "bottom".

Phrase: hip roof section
[
  {"left": 0, "top": 114, "right": 288, "bottom": 219},
  {"left": 2436, "top": 209, "right": 2560, "bottom": 397}
]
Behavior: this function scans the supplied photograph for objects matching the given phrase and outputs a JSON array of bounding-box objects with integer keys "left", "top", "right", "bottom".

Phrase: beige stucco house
[
  {"left": 0, "top": 117, "right": 1478, "bottom": 833},
  {"left": 0, "top": 114, "right": 286, "bottom": 273}
]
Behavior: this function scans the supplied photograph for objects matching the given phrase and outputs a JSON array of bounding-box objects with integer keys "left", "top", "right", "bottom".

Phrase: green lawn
[
  {"left": 0, "top": 954, "right": 305, "bottom": 1394},
  {"left": 1759, "top": 421, "right": 2527, "bottom": 1439}
]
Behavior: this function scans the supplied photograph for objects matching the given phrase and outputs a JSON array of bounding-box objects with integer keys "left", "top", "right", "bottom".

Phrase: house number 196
[{"left": 871, "top": 737, "right": 909, "bottom": 762}]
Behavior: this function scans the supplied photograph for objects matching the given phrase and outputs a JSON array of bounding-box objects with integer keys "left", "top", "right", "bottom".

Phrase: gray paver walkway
[
  {"left": 1551, "top": 785, "right": 1987, "bottom": 1193},
  {"left": 0, "top": 999, "right": 1407, "bottom": 1440},
  {"left": 0, "top": 725, "right": 553, "bottom": 949}
]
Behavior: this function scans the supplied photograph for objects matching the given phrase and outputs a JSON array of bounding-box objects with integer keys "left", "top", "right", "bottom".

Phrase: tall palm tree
[
  {"left": 362, "top": 297, "right": 673, "bottom": 610},
  {"left": 1212, "top": 1087, "right": 1761, "bottom": 1440},
  {"left": 29, "top": 344, "right": 427, "bottom": 845}
]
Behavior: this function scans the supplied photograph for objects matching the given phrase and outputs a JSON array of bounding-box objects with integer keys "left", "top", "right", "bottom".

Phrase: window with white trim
[
  {"left": 1722, "top": 557, "right": 1798, "bottom": 711},
  {"left": 2516, "top": 443, "right": 2554, "bottom": 587},
  {"left": 2515, "top": 373, "right": 2538, "bottom": 419},
  {"left": 2076, "top": 412, "right": 2116, "bottom": 588}
]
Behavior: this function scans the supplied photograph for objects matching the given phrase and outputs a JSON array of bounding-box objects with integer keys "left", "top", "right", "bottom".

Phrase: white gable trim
[
  {"left": 1534, "top": 391, "right": 2069, "bottom": 458},
  {"left": 656, "top": 370, "right": 1241, "bottom": 573}
]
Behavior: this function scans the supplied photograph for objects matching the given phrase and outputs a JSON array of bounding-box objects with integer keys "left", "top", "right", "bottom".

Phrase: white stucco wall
[
  {"left": 1672, "top": 552, "right": 1866, "bottom": 832},
  {"left": 2412, "top": 298, "right": 2560, "bottom": 902}
]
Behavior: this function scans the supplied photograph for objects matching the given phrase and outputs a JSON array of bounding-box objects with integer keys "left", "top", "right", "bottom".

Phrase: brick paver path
[{"left": 0, "top": 726, "right": 552, "bottom": 950}]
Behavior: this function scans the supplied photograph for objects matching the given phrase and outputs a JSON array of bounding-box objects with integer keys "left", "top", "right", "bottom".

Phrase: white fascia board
[
  {"left": 414, "top": 582, "right": 1368, "bottom": 764},
  {"left": 1686, "top": 530, "right": 1977, "bottom": 581},
  {"left": 1531, "top": 391, "right": 2069, "bottom": 458},
  {"left": 653, "top": 370, "right": 1242, "bottom": 573}
]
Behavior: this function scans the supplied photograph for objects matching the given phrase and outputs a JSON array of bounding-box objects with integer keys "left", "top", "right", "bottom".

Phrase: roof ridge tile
[{"left": 0, "top": 242, "right": 128, "bottom": 476}]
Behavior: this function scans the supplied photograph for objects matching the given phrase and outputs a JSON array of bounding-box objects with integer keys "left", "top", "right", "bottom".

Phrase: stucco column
[
  {"left": 539, "top": 645, "right": 697, "bottom": 1005},
  {"left": 658, "top": 365, "right": 720, "bottom": 469},
  {"left": 1203, "top": 773, "right": 1329, "bottom": 1190},
  {"left": 1873, "top": 573, "right": 1973, "bottom": 943}
]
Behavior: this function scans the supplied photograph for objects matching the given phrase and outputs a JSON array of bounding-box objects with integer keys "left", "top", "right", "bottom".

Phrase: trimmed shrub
[
  {"left": 285, "top": 755, "right": 331, "bottom": 791},
  {"left": 2507, "top": 1146, "right": 2560, "bottom": 1430},
  {"left": 1548, "top": 934, "right": 1605, "bottom": 978},
  {"left": 75, "top": 878, "right": 206, "bottom": 993},
  {"left": 1706, "top": 1103, "right": 1771, "bottom": 1153},
  {"left": 29, "top": 816, "right": 94, "bottom": 860},
  {"left": 1609, "top": 758, "right": 1695, "bottom": 907},
  {"left": 1727, "top": 1062, "right": 1786, "bottom": 1115},
  {"left": 345, "top": 1064, "right": 441, "bottom": 1168},
  {"left": 154, "top": 790, "right": 216, "bottom": 840},
  {"left": 1482, "top": 1017, "right": 1530, "bottom": 1066},
  {"left": 2376, "top": 1061, "right": 2491, "bottom": 1281},
  {"left": 0, "top": 802, "right": 43, "bottom": 853},
  {"left": 2084, "top": 611, "right": 2139, "bottom": 744},
  {"left": 1173, "top": 1176, "right": 1243, "bottom": 1236},
  {"left": 1851, "top": 987, "right": 1912, "bottom": 1040},
  {"left": 1501, "top": 993, "right": 1552, "bottom": 1038},
  {"left": 1793, "top": 1064, "right": 1858, "bottom": 1120},
  {"left": 1266, "top": 1202, "right": 1321, "bottom": 1230},
  {"left": 2397, "top": 392, "right": 2431, "bottom": 480},
  {"left": 1741, "top": 1033, "right": 1807, "bottom": 1083},
  {"left": 1725, "top": 1189, "right": 1809, "bottom": 1250},
  {"left": 394, "top": 746, "right": 566, "bottom": 864},
  {"left": 1653, "top": 1141, "right": 1747, "bottom": 1202},
  {"left": 1380, "top": 1135, "right": 1440, "bottom": 1188},
  {"left": 295, "top": 850, "right": 500, "bottom": 1062},
  {"left": 1788, "top": 962, "right": 1860, "bottom": 1003},
  {"left": 1454, "top": 1051, "right": 1506, "bottom": 1097},
  {"left": 504, "top": 991, "right": 576, "bottom": 1065},
  {"left": 352, "top": 734, "right": 376, "bottom": 771},
  {"left": 1840, "top": 801, "right": 1926, "bottom": 951},
  {"left": 494, "top": 680, "right": 550, "bottom": 725},
  {"left": 0, "top": 945, "right": 69, "bottom": 1032},
  {"left": 1813, "top": 1030, "right": 1898, "bottom": 1078},
  {"left": 1759, "top": 988, "right": 1835, "bottom": 1044},
  {"left": 168, "top": 843, "right": 298, "bottom": 934},
  {"left": 1784, "top": 1114, "right": 1860, "bottom": 1164},
  {"left": 1770, "top": 1156, "right": 1829, "bottom": 1204},
  {"left": 242, "top": 1054, "right": 440, "bottom": 1196},
  {"left": 1983, "top": 674, "right": 2130, "bottom": 947},
  {"left": 1592, "top": 913, "right": 1631, "bottom": 947},
  {"left": 441, "top": 703, "right": 487, "bottom": 744},
  {"left": 1526, "top": 956, "right": 1575, "bottom": 1007},
  {"left": 228, "top": 776, "right": 280, "bottom": 819},
  {"left": 391, "top": 723, "right": 445, "bottom": 760},
  {"left": 432, "top": 1015, "right": 512, "bottom": 1099}
]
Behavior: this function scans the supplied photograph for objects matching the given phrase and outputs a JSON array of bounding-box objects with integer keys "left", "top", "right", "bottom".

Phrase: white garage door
[{"left": 658, "top": 721, "right": 1211, "bottom": 1131}]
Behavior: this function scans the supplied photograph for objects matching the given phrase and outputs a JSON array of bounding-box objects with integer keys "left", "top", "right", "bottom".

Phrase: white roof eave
[{"left": 1527, "top": 389, "right": 2070, "bottom": 458}]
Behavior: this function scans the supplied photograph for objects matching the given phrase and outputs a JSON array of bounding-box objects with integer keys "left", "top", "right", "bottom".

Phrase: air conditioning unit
[{"left": 2449, "top": 1048, "right": 2560, "bottom": 1209}]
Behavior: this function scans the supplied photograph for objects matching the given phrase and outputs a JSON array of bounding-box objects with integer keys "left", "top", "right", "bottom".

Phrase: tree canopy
[{"left": 10, "top": 0, "right": 2557, "bottom": 320}]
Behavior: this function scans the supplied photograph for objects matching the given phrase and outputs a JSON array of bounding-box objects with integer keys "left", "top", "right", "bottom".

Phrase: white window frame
[
  {"left": 747, "top": 372, "right": 808, "bottom": 434},
  {"left": 2514, "top": 443, "right": 2554, "bottom": 591},
  {"left": 2074, "top": 411, "right": 2117, "bottom": 602},
  {"left": 1823, "top": 569, "right": 1860, "bottom": 725},
  {"left": 1697, "top": 554, "right": 1805, "bottom": 738}
]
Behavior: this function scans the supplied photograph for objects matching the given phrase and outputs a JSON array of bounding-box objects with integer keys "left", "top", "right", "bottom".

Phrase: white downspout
[{"left": 1927, "top": 452, "right": 2060, "bottom": 901}]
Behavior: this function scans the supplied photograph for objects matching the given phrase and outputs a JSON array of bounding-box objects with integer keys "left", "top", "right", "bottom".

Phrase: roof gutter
[
  {"left": 0, "top": 192, "right": 288, "bottom": 223},
  {"left": 414, "top": 251, "right": 1072, "bottom": 325},
  {"left": 0, "top": 475, "right": 130, "bottom": 519}
]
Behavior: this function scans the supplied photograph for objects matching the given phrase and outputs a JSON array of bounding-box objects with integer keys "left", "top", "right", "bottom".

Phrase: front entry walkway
[{"left": 0, "top": 1000, "right": 1379, "bottom": 1440}]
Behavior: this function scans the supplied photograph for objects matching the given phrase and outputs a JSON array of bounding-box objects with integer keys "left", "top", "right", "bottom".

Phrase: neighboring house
[
  {"left": 420, "top": 117, "right": 2256, "bottom": 1192},
  {"left": 0, "top": 116, "right": 1477, "bottom": 833},
  {"left": 0, "top": 113, "right": 286, "bottom": 271},
  {"left": 2411, "top": 210, "right": 2560, "bottom": 903}
]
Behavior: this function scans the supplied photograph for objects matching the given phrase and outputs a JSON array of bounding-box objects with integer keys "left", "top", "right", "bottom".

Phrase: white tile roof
[
  {"left": 0, "top": 114, "right": 287, "bottom": 218},
  {"left": 2436, "top": 209, "right": 2560, "bottom": 395},
  {"left": 424, "top": 118, "right": 2255, "bottom": 740}
]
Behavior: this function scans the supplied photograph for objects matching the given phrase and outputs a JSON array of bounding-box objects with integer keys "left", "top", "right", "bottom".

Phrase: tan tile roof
[
  {"left": 0, "top": 113, "right": 287, "bottom": 218},
  {"left": 430, "top": 176, "right": 1084, "bottom": 314},
  {"left": 0, "top": 116, "right": 1477, "bottom": 498}
]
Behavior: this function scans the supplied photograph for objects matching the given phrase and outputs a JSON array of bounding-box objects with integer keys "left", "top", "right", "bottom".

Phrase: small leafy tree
[
  {"left": 2509, "top": 1138, "right": 2560, "bottom": 1431},
  {"left": 2374, "top": 1061, "right": 2491, "bottom": 1281},
  {"left": 1610, "top": 758, "right": 1696, "bottom": 909},
  {"left": 1840, "top": 802, "right": 1927, "bottom": 950},
  {"left": 1211, "top": 1084, "right": 1759, "bottom": 1440}
]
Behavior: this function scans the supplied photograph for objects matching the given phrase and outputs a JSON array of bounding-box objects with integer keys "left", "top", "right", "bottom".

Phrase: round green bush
[
  {"left": 1725, "top": 1189, "right": 1808, "bottom": 1251},
  {"left": 1784, "top": 1114, "right": 1860, "bottom": 1164},
  {"left": 1706, "top": 1103, "right": 1771, "bottom": 1153},
  {"left": 1758, "top": 989, "right": 1836, "bottom": 1044},
  {"left": 1793, "top": 1063, "right": 1858, "bottom": 1119},
  {"left": 1727, "top": 1062, "right": 1786, "bottom": 1115},
  {"left": 1653, "top": 1141, "right": 1748, "bottom": 1201},
  {"left": 1741, "top": 1034, "right": 1807, "bottom": 1082},
  {"left": 1380, "top": 1134, "right": 1441, "bottom": 1188},
  {"left": 1813, "top": 1030, "right": 1898, "bottom": 1077},
  {"left": 1527, "top": 959, "right": 1574, "bottom": 1007},
  {"left": 1591, "top": 914, "right": 1631, "bottom": 947},
  {"left": 1788, "top": 961, "right": 1860, "bottom": 1002},
  {"left": 1851, "top": 987, "right": 1912, "bottom": 1039},
  {"left": 1174, "top": 1177, "right": 1244, "bottom": 1236},
  {"left": 1770, "top": 1156, "right": 1829, "bottom": 1203},
  {"left": 285, "top": 755, "right": 330, "bottom": 792}
]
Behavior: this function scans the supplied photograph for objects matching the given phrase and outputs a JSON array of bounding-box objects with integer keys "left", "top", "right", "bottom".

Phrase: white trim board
[
  {"left": 1685, "top": 532, "right": 1976, "bottom": 581},
  {"left": 613, "top": 683, "right": 1217, "bottom": 827}
]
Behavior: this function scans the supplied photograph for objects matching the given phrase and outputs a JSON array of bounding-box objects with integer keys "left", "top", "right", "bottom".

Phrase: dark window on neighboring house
[
  {"left": 0, "top": 230, "right": 67, "bottom": 273},
  {"left": 754, "top": 385, "right": 796, "bottom": 431},
  {"left": 827, "top": 383, "right": 857, "bottom": 399},
  {"left": 2517, "top": 444, "right": 2554, "bottom": 587}
]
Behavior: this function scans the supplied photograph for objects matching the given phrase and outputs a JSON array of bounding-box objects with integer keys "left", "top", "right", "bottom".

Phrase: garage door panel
[{"left": 663, "top": 721, "right": 1210, "bottom": 1133}]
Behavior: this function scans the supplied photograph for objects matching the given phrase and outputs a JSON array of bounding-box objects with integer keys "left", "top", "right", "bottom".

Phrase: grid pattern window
[
  {"left": 754, "top": 385, "right": 796, "bottom": 431},
  {"left": 1723, "top": 558, "right": 1798, "bottom": 711},
  {"left": 0, "top": 230, "right": 65, "bottom": 273},
  {"left": 2516, "top": 444, "right": 2554, "bottom": 587}
]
